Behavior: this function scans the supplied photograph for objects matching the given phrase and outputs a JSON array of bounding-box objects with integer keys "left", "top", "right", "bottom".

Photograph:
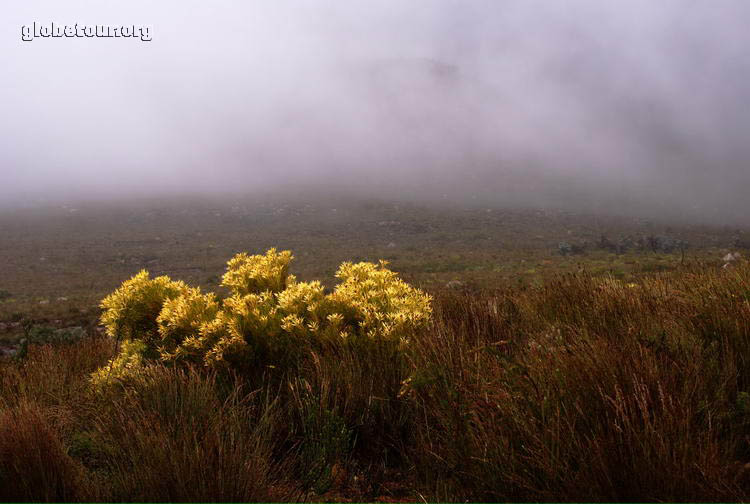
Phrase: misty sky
[{"left": 2, "top": 1, "right": 749, "bottom": 223}]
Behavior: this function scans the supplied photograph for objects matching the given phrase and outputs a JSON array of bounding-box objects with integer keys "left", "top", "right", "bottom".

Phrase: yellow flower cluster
[
  {"left": 92, "top": 249, "right": 432, "bottom": 387},
  {"left": 99, "top": 270, "right": 189, "bottom": 346},
  {"left": 156, "top": 287, "right": 220, "bottom": 362},
  {"left": 90, "top": 339, "right": 148, "bottom": 388},
  {"left": 221, "top": 248, "right": 293, "bottom": 295},
  {"left": 330, "top": 260, "right": 433, "bottom": 341}
]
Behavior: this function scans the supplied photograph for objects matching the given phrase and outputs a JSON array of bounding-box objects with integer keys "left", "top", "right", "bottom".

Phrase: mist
[{"left": 2, "top": 0, "right": 749, "bottom": 224}]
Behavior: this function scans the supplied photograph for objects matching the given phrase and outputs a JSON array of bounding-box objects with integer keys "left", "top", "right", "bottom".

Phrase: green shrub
[
  {"left": 297, "top": 398, "right": 352, "bottom": 494},
  {"left": 16, "top": 325, "right": 88, "bottom": 360}
]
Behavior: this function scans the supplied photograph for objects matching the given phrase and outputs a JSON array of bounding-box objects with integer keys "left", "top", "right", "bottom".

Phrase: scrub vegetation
[{"left": 1, "top": 198, "right": 749, "bottom": 501}]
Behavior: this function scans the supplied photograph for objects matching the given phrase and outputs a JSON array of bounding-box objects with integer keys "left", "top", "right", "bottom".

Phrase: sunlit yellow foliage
[
  {"left": 330, "top": 260, "right": 433, "bottom": 342},
  {"left": 93, "top": 249, "right": 432, "bottom": 384},
  {"left": 276, "top": 277, "right": 327, "bottom": 320},
  {"left": 90, "top": 339, "right": 148, "bottom": 389},
  {"left": 221, "top": 248, "right": 293, "bottom": 295},
  {"left": 157, "top": 287, "right": 220, "bottom": 363},
  {"left": 99, "top": 270, "right": 189, "bottom": 346},
  {"left": 199, "top": 311, "right": 254, "bottom": 370}
]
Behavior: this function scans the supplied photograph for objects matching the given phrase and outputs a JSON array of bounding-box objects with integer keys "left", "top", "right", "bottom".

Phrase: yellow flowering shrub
[
  {"left": 156, "top": 287, "right": 220, "bottom": 363},
  {"left": 92, "top": 249, "right": 432, "bottom": 387},
  {"left": 90, "top": 339, "right": 148, "bottom": 389},
  {"left": 330, "top": 260, "right": 433, "bottom": 342},
  {"left": 221, "top": 248, "right": 293, "bottom": 295},
  {"left": 99, "top": 270, "right": 190, "bottom": 350}
]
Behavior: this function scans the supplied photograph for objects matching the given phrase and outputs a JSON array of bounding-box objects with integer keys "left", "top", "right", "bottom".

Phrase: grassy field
[
  {"left": 0, "top": 195, "right": 744, "bottom": 337},
  {"left": 1, "top": 196, "right": 749, "bottom": 501}
]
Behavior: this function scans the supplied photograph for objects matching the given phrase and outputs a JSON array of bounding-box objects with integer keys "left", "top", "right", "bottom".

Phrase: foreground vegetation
[{"left": 2, "top": 247, "right": 750, "bottom": 501}]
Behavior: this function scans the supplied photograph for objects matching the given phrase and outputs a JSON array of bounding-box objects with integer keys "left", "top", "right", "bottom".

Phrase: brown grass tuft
[{"left": 0, "top": 401, "right": 91, "bottom": 502}]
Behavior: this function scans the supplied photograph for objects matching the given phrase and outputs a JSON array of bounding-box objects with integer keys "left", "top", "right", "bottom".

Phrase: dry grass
[
  {"left": 0, "top": 401, "right": 91, "bottom": 502},
  {"left": 88, "top": 366, "right": 288, "bottom": 502},
  {"left": 407, "top": 263, "right": 750, "bottom": 501},
  {"left": 0, "top": 336, "right": 114, "bottom": 409},
  {"left": 1, "top": 261, "right": 750, "bottom": 501}
]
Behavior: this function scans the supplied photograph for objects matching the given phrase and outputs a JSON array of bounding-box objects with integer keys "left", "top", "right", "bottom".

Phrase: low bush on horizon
[{"left": 1, "top": 254, "right": 750, "bottom": 502}]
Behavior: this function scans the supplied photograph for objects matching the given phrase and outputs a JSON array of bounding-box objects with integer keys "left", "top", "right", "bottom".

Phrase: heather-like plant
[
  {"left": 222, "top": 248, "right": 293, "bottom": 295},
  {"left": 99, "top": 270, "right": 189, "bottom": 349},
  {"left": 92, "top": 249, "right": 432, "bottom": 386},
  {"left": 90, "top": 339, "right": 148, "bottom": 389},
  {"left": 330, "top": 260, "right": 433, "bottom": 342},
  {"left": 156, "top": 286, "right": 220, "bottom": 363}
]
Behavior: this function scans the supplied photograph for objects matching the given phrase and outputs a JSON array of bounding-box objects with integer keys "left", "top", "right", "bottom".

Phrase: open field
[
  {"left": 1, "top": 195, "right": 746, "bottom": 343},
  {"left": 1, "top": 197, "right": 750, "bottom": 501}
]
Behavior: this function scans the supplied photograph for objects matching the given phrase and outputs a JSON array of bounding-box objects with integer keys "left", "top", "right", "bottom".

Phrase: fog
[{"left": 2, "top": 1, "right": 749, "bottom": 224}]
